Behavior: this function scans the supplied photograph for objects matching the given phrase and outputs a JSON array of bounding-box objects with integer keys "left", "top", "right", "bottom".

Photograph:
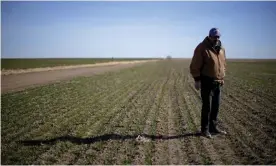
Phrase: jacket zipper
[
  {"left": 217, "top": 52, "right": 221, "bottom": 77},
  {"left": 207, "top": 47, "right": 221, "bottom": 78}
]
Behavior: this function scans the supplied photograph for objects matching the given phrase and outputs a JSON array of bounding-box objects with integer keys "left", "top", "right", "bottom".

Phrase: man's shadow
[{"left": 18, "top": 132, "right": 202, "bottom": 146}]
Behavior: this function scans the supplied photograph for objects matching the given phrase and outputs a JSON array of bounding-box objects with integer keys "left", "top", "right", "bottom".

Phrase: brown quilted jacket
[{"left": 190, "top": 36, "right": 226, "bottom": 82}]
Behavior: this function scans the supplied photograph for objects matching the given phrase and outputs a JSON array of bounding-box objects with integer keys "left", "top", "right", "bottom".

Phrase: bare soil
[{"left": 1, "top": 60, "right": 154, "bottom": 94}]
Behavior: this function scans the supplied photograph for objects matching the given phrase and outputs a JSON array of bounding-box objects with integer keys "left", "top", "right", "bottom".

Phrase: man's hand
[{"left": 195, "top": 81, "right": 201, "bottom": 90}]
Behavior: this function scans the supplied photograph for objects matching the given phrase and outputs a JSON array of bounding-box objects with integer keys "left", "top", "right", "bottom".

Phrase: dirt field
[
  {"left": 1, "top": 60, "right": 156, "bottom": 75},
  {"left": 1, "top": 58, "right": 157, "bottom": 70},
  {"left": 1, "top": 61, "right": 153, "bottom": 94},
  {"left": 1, "top": 59, "right": 276, "bottom": 165}
]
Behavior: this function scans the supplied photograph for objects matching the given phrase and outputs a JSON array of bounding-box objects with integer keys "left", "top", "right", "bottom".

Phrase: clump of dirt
[{"left": 135, "top": 135, "right": 151, "bottom": 143}]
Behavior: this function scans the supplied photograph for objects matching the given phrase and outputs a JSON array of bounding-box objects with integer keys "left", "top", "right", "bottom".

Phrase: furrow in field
[
  {"left": 226, "top": 83, "right": 275, "bottom": 111},
  {"left": 224, "top": 75, "right": 276, "bottom": 124},
  {"left": 151, "top": 68, "right": 173, "bottom": 165},
  {"left": 4, "top": 60, "right": 275, "bottom": 165},
  {"left": 149, "top": 69, "right": 171, "bottom": 165},
  {"left": 169, "top": 70, "right": 192, "bottom": 165},
  {"left": 219, "top": 95, "right": 275, "bottom": 164},
  {"left": 187, "top": 74, "right": 265, "bottom": 164},
  {"left": 223, "top": 89, "right": 276, "bottom": 138},
  {"left": 68, "top": 63, "right": 163, "bottom": 164},
  {"left": 184, "top": 82, "right": 224, "bottom": 165},
  {"left": 166, "top": 69, "right": 185, "bottom": 165},
  {"left": 84, "top": 79, "right": 158, "bottom": 165},
  {"left": 48, "top": 63, "right": 159, "bottom": 165},
  {"left": 223, "top": 88, "right": 276, "bottom": 130},
  {"left": 175, "top": 72, "right": 202, "bottom": 165},
  {"left": 3, "top": 63, "right": 144, "bottom": 119},
  {"left": 225, "top": 75, "right": 276, "bottom": 103},
  {"left": 222, "top": 85, "right": 276, "bottom": 128},
  {"left": 2, "top": 78, "right": 143, "bottom": 165},
  {"left": 2, "top": 77, "right": 138, "bottom": 145},
  {"left": 2, "top": 64, "right": 155, "bottom": 165},
  {"left": 1, "top": 71, "right": 127, "bottom": 124},
  {"left": 219, "top": 101, "right": 265, "bottom": 164},
  {"left": 112, "top": 78, "right": 162, "bottom": 165},
  {"left": 2, "top": 74, "right": 139, "bottom": 142},
  {"left": 99, "top": 79, "right": 162, "bottom": 165},
  {"left": 133, "top": 67, "right": 171, "bottom": 165},
  {"left": 187, "top": 72, "right": 275, "bottom": 164},
  {"left": 217, "top": 83, "right": 276, "bottom": 162},
  {"left": 186, "top": 78, "right": 241, "bottom": 164},
  {"left": 32, "top": 79, "right": 148, "bottom": 165},
  {"left": 187, "top": 75, "right": 262, "bottom": 163},
  {"left": 115, "top": 82, "right": 162, "bottom": 164}
]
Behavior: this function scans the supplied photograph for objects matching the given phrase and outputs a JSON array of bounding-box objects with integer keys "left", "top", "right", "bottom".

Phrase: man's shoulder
[{"left": 195, "top": 42, "right": 205, "bottom": 50}]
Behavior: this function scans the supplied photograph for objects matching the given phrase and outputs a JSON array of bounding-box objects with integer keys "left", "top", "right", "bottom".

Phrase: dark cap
[{"left": 209, "top": 28, "right": 221, "bottom": 37}]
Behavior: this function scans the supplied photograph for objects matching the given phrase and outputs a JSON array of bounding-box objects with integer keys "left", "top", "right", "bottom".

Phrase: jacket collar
[{"left": 202, "top": 36, "right": 222, "bottom": 54}]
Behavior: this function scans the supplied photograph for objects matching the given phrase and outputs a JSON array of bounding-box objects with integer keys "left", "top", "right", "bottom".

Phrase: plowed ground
[{"left": 1, "top": 60, "right": 276, "bottom": 165}]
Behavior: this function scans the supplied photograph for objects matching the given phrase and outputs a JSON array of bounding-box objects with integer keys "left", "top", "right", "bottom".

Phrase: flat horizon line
[{"left": 1, "top": 57, "right": 276, "bottom": 61}]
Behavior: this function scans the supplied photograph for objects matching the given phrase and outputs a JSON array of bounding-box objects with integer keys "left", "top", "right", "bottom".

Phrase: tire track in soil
[
  {"left": 132, "top": 66, "right": 171, "bottom": 165},
  {"left": 26, "top": 80, "right": 144, "bottom": 165}
]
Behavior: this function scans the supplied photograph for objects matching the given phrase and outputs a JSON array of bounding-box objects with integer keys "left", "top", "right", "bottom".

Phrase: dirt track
[{"left": 1, "top": 61, "right": 151, "bottom": 94}]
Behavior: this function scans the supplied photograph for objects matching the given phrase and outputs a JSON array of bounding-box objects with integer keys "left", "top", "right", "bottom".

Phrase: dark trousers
[{"left": 200, "top": 76, "right": 221, "bottom": 132}]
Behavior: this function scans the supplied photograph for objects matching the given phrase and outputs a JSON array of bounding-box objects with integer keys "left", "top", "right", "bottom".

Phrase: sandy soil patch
[{"left": 1, "top": 60, "right": 158, "bottom": 76}]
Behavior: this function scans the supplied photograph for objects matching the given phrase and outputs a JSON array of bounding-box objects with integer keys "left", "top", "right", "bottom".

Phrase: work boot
[
  {"left": 201, "top": 130, "right": 212, "bottom": 139},
  {"left": 210, "top": 128, "right": 227, "bottom": 135}
]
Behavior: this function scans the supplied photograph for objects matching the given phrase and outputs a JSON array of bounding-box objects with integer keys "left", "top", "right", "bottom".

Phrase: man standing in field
[{"left": 190, "top": 28, "right": 227, "bottom": 138}]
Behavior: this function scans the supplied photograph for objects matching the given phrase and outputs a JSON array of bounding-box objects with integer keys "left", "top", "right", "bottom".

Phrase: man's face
[{"left": 209, "top": 36, "right": 220, "bottom": 45}]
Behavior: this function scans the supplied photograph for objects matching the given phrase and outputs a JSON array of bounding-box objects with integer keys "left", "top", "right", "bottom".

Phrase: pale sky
[{"left": 2, "top": 1, "right": 276, "bottom": 59}]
